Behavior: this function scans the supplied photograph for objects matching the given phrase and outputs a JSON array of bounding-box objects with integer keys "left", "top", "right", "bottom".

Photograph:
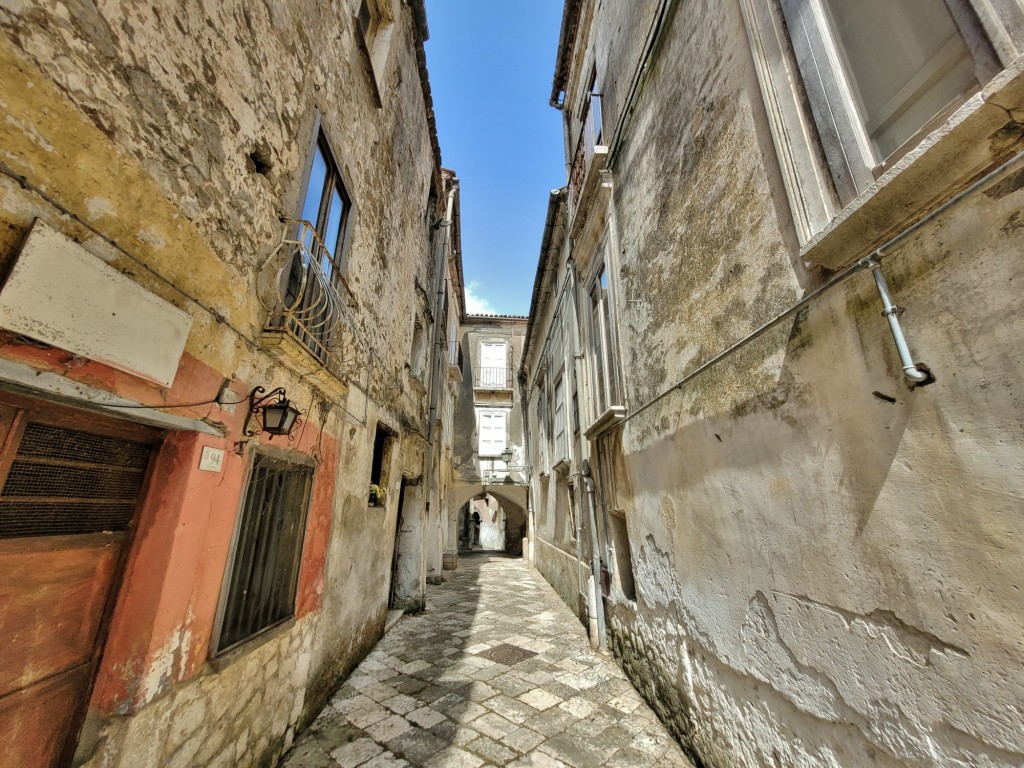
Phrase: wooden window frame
[
  {"left": 477, "top": 340, "right": 510, "bottom": 390},
  {"left": 477, "top": 408, "right": 508, "bottom": 458},
  {"left": 584, "top": 242, "right": 624, "bottom": 426},
  {"left": 553, "top": 373, "right": 567, "bottom": 463}
]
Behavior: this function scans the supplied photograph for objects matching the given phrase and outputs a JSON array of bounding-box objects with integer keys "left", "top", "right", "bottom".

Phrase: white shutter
[
  {"left": 479, "top": 342, "right": 507, "bottom": 387},
  {"left": 478, "top": 410, "right": 506, "bottom": 456}
]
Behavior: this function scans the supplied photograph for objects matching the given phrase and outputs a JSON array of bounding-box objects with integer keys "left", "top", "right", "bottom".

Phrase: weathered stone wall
[
  {"left": 0, "top": 1, "right": 441, "bottom": 765},
  {"left": 551, "top": 0, "right": 1024, "bottom": 766},
  {"left": 534, "top": 537, "right": 583, "bottom": 621},
  {"left": 81, "top": 617, "right": 323, "bottom": 768}
]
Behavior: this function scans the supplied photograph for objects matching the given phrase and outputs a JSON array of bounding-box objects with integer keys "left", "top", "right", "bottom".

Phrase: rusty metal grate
[
  {"left": 475, "top": 643, "right": 537, "bottom": 666},
  {"left": 0, "top": 422, "right": 152, "bottom": 539},
  {"left": 216, "top": 454, "right": 314, "bottom": 653}
]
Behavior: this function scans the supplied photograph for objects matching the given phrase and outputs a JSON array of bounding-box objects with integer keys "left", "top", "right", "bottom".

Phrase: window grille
[
  {"left": 217, "top": 454, "right": 313, "bottom": 653},
  {"left": 0, "top": 422, "right": 152, "bottom": 539}
]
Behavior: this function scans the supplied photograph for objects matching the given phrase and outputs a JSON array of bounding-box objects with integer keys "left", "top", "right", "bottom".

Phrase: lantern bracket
[{"left": 243, "top": 386, "right": 302, "bottom": 440}]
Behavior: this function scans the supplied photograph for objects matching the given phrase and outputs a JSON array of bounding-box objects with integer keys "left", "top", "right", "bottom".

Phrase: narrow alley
[
  {"left": 2, "top": 0, "right": 1024, "bottom": 766},
  {"left": 282, "top": 554, "right": 691, "bottom": 768}
]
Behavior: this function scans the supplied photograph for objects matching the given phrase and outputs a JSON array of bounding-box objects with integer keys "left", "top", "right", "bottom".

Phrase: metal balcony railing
[
  {"left": 474, "top": 366, "right": 512, "bottom": 390},
  {"left": 449, "top": 340, "right": 463, "bottom": 370},
  {"left": 259, "top": 218, "right": 350, "bottom": 364},
  {"left": 570, "top": 93, "right": 603, "bottom": 208}
]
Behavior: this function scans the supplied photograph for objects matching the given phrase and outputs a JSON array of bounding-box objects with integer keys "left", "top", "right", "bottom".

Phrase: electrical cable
[
  {"left": 97, "top": 394, "right": 248, "bottom": 410},
  {"left": 0, "top": 161, "right": 261, "bottom": 351}
]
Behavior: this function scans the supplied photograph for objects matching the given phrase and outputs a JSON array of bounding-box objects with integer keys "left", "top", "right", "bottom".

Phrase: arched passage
[{"left": 455, "top": 488, "right": 527, "bottom": 555}]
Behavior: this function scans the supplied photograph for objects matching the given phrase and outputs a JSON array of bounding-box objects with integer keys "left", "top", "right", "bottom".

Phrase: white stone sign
[
  {"left": 198, "top": 446, "right": 225, "bottom": 472},
  {"left": 0, "top": 219, "right": 193, "bottom": 386}
]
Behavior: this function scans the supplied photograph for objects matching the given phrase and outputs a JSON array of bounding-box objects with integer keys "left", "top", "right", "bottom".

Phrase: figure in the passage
[{"left": 471, "top": 509, "right": 481, "bottom": 546}]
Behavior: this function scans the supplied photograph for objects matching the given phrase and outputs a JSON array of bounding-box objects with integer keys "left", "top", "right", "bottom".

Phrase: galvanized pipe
[
  {"left": 866, "top": 257, "right": 931, "bottom": 384},
  {"left": 582, "top": 461, "right": 607, "bottom": 651},
  {"left": 613, "top": 148, "right": 1024, "bottom": 431}
]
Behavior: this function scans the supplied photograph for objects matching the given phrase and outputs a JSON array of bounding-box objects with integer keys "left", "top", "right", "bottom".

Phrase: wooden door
[
  {"left": 388, "top": 479, "right": 407, "bottom": 609},
  {"left": 0, "top": 393, "right": 159, "bottom": 768}
]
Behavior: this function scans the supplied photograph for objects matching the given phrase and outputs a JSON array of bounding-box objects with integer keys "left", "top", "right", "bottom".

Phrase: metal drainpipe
[
  {"left": 575, "top": 467, "right": 585, "bottom": 602},
  {"left": 423, "top": 179, "right": 458, "bottom": 524},
  {"left": 866, "top": 256, "right": 933, "bottom": 385},
  {"left": 582, "top": 460, "right": 607, "bottom": 651},
  {"left": 565, "top": 260, "right": 587, "bottom": 604}
]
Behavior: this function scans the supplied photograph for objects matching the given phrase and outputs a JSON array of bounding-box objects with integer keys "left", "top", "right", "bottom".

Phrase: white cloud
[{"left": 464, "top": 281, "right": 496, "bottom": 315}]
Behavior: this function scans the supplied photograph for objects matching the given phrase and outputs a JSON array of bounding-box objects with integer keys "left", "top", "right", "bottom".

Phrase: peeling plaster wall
[
  {"left": 543, "top": 0, "right": 1024, "bottom": 766},
  {"left": 0, "top": 1, "right": 440, "bottom": 765}
]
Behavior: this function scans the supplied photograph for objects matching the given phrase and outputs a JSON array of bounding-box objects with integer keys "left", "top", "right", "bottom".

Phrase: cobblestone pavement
[{"left": 280, "top": 552, "right": 692, "bottom": 768}]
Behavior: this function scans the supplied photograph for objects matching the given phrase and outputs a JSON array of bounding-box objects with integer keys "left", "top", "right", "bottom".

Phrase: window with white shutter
[{"left": 477, "top": 409, "right": 507, "bottom": 457}]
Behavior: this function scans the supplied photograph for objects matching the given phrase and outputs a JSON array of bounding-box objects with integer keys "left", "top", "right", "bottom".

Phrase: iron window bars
[{"left": 216, "top": 454, "right": 313, "bottom": 653}]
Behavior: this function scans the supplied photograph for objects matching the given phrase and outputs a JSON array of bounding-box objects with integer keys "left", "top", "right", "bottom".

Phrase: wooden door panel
[
  {"left": 0, "top": 664, "right": 91, "bottom": 768},
  {"left": 0, "top": 533, "right": 124, "bottom": 698},
  {"left": 0, "top": 392, "right": 160, "bottom": 767}
]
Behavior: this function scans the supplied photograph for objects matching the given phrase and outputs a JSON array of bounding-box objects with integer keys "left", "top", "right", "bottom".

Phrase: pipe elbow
[{"left": 903, "top": 364, "right": 934, "bottom": 385}]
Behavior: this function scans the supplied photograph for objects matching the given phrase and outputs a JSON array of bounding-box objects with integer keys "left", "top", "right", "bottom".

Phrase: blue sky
[{"left": 424, "top": 1, "right": 566, "bottom": 316}]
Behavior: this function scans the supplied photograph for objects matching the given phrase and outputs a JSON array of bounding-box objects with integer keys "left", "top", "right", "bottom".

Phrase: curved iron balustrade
[{"left": 259, "top": 218, "right": 352, "bottom": 362}]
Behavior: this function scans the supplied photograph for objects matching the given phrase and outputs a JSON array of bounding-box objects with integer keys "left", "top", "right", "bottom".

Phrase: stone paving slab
[{"left": 280, "top": 553, "right": 692, "bottom": 768}]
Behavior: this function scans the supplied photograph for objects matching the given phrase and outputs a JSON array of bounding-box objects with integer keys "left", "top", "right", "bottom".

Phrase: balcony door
[{"left": 478, "top": 342, "right": 507, "bottom": 389}]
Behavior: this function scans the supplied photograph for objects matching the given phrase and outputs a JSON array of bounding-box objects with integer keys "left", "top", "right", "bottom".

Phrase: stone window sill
[
  {"left": 584, "top": 405, "right": 627, "bottom": 439},
  {"left": 208, "top": 617, "right": 296, "bottom": 673},
  {"left": 800, "top": 57, "right": 1024, "bottom": 271}
]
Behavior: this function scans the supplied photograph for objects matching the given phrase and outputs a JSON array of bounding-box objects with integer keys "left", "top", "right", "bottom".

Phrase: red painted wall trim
[{"left": 0, "top": 339, "right": 337, "bottom": 715}]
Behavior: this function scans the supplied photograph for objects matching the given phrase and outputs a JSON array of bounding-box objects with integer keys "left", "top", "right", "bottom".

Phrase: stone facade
[
  {"left": 448, "top": 315, "right": 529, "bottom": 556},
  {"left": 0, "top": 1, "right": 458, "bottom": 766},
  {"left": 525, "top": 1, "right": 1024, "bottom": 766}
]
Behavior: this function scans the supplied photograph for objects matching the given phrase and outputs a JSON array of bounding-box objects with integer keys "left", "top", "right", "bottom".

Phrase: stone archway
[{"left": 453, "top": 485, "right": 528, "bottom": 556}]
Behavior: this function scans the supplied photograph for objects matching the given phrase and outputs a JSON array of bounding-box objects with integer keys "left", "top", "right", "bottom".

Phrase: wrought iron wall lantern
[
  {"left": 501, "top": 447, "right": 513, "bottom": 464},
  {"left": 244, "top": 386, "right": 302, "bottom": 439}
]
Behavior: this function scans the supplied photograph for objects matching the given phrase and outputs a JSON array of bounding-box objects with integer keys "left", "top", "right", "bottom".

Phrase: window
[
  {"left": 355, "top": 0, "right": 395, "bottom": 105},
  {"left": 608, "top": 513, "right": 636, "bottom": 601},
  {"left": 447, "top": 306, "right": 459, "bottom": 366},
  {"left": 477, "top": 341, "right": 509, "bottom": 389},
  {"left": 782, "top": 0, "right": 985, "bottom": 194},
  {"left": 572, "top": 369, "right": 580, "bottom": 435},
  {"left": 571, "top": 66, "right": 606, "bottom": 208},
  {"left": 410, "top": 319, "right": 426, "bottom": 380},
  {"left": 357, "top": 0, "right": 381, "bottom": 42},
  {"left": 217, "top": 454, "right": 314, "bottom": 653},
  {"left": 567, "top": 483, "right": 579, "bottom": 542},
  {"left": 549, "top": 313, "right": 563, "bottom": 375},
  {"left": 587, "top": 257, "right": 623, "bottom": 421},
  {"left": 371, "top": 423, "right": 394, "bottom": 486},
  {"left": 534, "top": 379, "right": 548, "bottom": 470},
  {"left": 553, "top": 375, "right": 567, "bottom": 462},
  {"left": 277, "top": 130, "right": 352, "bottom": 361},
  {"left": 478, "top": 408, "right": 507, "bottom": 457},
  {"left": 297, "top": 133, "right": 350, "bottom": 283},
  {"left": 442, "top": 391, "right": 455, "bottom": 448},
  {"left": 581, "top": 66, "right": 603, "bottom": 149},
  {"left": 741, "top": 0, "right": 1003, "bottom": 239}
]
